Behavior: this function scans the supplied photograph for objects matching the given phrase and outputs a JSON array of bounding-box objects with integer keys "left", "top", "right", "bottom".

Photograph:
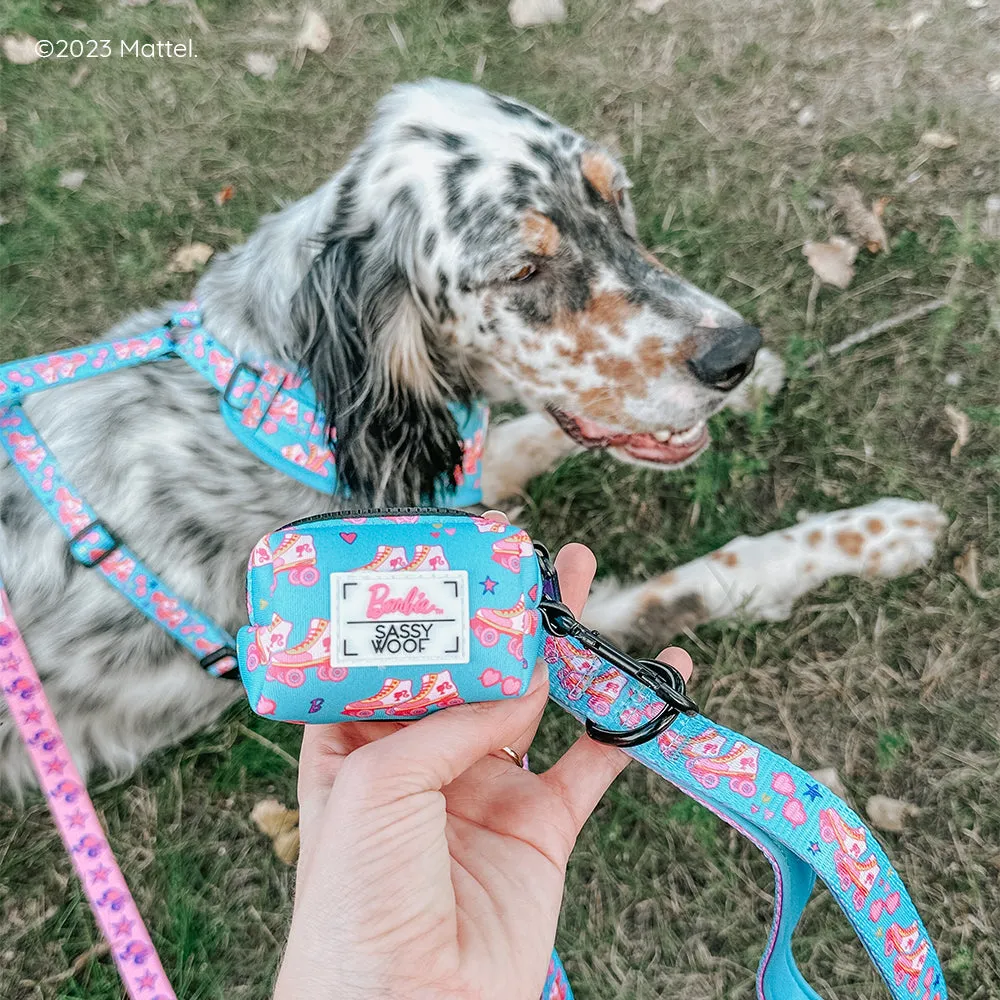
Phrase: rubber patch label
[{"left": 331, "top": 570, "right": 470, "bottom": 667}]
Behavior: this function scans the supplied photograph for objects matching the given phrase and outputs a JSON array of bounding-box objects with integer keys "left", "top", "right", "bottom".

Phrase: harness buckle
[
  {"left": 222, "top": 361, "right": 262, "bottom": 412},
  {"left": 199, "top": 644, "right": 239, "bottom": 677},
  {"left": 69, "top": 520, "right": 121, "bottom": 569}
]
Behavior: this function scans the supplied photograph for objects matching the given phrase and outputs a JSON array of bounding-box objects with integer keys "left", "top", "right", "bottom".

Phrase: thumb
[{"left": 336, "top": 661, "right": 550, "bottom": 802}]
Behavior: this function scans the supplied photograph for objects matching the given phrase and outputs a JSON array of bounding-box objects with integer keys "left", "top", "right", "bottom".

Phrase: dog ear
[{"left": 290, "top": 224, "right": 466, "bottom": 506}]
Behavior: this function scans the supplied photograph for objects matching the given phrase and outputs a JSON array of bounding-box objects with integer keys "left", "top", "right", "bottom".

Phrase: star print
[
  {"left": 44, "top": 756, "right": 67, "bottom": 775},
  {"left": 808, "top": 841, "right": 821, "bottom": 855},
  {"left": 112, "top": 916, "right": 135, "bottom": 937},
  {"left": 137, "top": 971, "right": 158, "bottom": 990},
  {"left": 66, "top": 809, "right": 87, "bottom": 828},
  {"left": 21, "top": 706, "right": 43, "bottom": 724},
  {"left": 803, "top": 782, "right": 822, "bottom": 801},
  {"left": 480, "top": 576, "right": 498, "bottom": 594},
  {"left": 89, "top": 864, "right": 111, "bottom": 884}
]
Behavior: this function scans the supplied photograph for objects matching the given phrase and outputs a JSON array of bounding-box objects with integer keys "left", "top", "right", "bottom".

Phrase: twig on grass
[
  {"left": 803, "top": 297, "right": 951, "bottom": 369},
  {"left": 22, "top": 941, "right": 110, "bottom": 988},
  {"left": 235, "top": 723, "right": 299, "bottom": 770}
]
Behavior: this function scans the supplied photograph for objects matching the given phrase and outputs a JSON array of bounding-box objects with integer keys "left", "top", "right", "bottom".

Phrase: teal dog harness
[{"left": 0, "top": 303, "right": 488, "bottom": 677}]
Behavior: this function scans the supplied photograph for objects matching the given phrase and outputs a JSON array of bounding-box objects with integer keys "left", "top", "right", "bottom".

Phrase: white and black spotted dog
[{"left": 0, "top": 79, "right": 945, "bottom": 790}]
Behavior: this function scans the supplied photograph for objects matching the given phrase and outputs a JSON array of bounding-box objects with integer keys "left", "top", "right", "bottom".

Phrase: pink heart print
[
  {"left": 479, "top": 668, "right": 502, "bottom": 687},
  {"left": 501, "top": 676, "right": 522, "bottom": 696},
  {"left": 782, "top": 798, "right": 808, "bottom": 827},
  {"left": 764, "top": 809, "right": 775, "bottom": 820},
  {"left": 339, "top": 532, "right": 357, "bottom": 544},
  {"left": 256, "top": 695, "right": 277, "bottom": 715},
  {"left": 869, "top": 891, "right": 901, "bottom": 922},
  {"left": 445, "top": 527, "right": 456, "bottom": 535},
  {"left": 528, "top": 584, "right": 539, "bottom": 602},
  {"left": 771, "top": 772, "right": 797, "bottom": 797}
]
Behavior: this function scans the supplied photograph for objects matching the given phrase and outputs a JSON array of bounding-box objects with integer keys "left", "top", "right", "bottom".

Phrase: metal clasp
[{"left": 534, "top": 542, "right": 697, "bottom": 747}]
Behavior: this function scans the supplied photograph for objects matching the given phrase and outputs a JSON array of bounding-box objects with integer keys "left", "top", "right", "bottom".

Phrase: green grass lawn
[{"left": 2, "top": 1, "right": 999, "bottom": 997}]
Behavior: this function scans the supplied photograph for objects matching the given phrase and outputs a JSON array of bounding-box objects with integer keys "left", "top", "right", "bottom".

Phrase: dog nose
[{"left": 687, "top": 325, "right": 762, "bottom": 391}]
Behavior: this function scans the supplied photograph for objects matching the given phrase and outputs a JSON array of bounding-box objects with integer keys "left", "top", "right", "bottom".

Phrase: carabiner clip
[{"left": 533, "top": 543, "right": 698, "bottom": 748}]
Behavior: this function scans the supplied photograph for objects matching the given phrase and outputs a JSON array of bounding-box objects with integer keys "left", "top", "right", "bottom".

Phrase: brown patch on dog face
[
  {"left": 807, "top": 530, "right": 823, "bottom": 547},
  {"left": 835, "top": 530, "right": 865, "bottom": 557},
  {"left": 864, "top": 551, "right": 882, "bottom": 576},
  {"left": 710, "top": 550, "right": 739, "bottom": 567},
  {"left": 804, "top": 561, "right": 816, "bottom": 573},
  {"left": 593, "top": 353, "right": 646, "bottom": 394},
  {"left": 638, "top": 336, "right": 668, "bottom": 377},
  {"left": 867, "top": 518, "right": 885, "bottom": 535},
  {"left": 576, "top": 387, "right": 619, "bottom": 424},
  {"left": 581, "top": 149, "right": 617, "bottom": 203},
  {"left": 521, "top": 209, "right": 561, "bottom": 257}
]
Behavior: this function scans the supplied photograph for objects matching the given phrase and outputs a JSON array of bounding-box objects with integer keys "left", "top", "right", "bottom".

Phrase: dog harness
[
  {"left": 0, "top": 315, "right": 947, "bottom": 1000},
  {"left": 0, "top": 303, "right": 488, "bottom": 678}
]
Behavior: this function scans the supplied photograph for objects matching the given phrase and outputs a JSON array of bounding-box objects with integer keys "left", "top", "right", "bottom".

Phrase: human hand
[{"left": 274, "top": 528, "right": 694, "bottom": 1000}]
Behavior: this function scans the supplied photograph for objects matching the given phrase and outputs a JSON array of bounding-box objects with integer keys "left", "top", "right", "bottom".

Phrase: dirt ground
[{"left": 1, "top": 1, "right": 998, "bottom": 997}]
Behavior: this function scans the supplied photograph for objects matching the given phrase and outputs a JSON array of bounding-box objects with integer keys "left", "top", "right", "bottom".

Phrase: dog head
[{"left": 288, "top": 79, "right": 761, "bottom": 502}]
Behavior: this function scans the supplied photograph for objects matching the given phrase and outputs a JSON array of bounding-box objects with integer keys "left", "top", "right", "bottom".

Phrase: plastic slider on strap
[
  {"left": 223, "top": 360, "right": 291, "bottom": 432},
  {"left": 222, "top": 361, "right": 262, "bottom": 414},
  {"left": 68, "top": 520, "right": 121, "bottom": 569},
  {"left": 199, "top": 645, "right": 239, "bottom": 678}
]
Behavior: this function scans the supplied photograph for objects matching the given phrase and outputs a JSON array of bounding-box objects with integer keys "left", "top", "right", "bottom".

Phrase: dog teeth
[
  {"left": 671, "top": 422, "right": 706, "bottom": 445},
  {"left": 651, "top": 422, "right": 706, "bottom": 445}
]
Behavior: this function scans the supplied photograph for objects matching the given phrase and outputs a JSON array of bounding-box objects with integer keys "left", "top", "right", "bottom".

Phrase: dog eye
[{"left": 508, "top": 263, "right": 538, "bottom": 283}]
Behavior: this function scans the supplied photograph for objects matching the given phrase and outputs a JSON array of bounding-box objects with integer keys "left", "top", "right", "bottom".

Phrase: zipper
[{"left": 278, "top": 505, "right": 473, "bottom": 531}]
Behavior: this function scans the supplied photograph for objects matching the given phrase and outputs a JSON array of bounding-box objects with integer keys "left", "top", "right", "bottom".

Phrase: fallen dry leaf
[
  {"left": 251, "top": 797, "right": 299, "bottom": 839},
  {"left": 921, "top": 130, "right": 958, "bottom": 150},
  {"left": 866, "top": 795, "right": 920, "bottom": 832},
  {"left": 809, "top": 767, "right": 848, "bottom": 800},
  {"left": 944, "top": 404, "right": 970, "bottom": 459},
  {"left": 245, "top": 51, "right": 278, "bottom": 80},
  {"left": 296, "top": 8, "right": 332, "bottom": 54},
  {"left": 213, "top": 184, "right": 236, "bottom": 207},
  {"left": 272, "top": 828, "right": 300, "bottom": 865},
  {"left": 802, "top": 237, "right": 859, "bottom": 289},
  {"left": 167, "top": 242, "right": 214, "bottom": 273},
  {"left": 954, "top": 544, "right": 981, "bottom": 594},
  {"left": 2, "top": 34, "right": 40, "bottom": 64},
  {"left": 251, "top": 798, "right": 300, "bottom": 865},
  {"left": 509, "top": 0, "right": 567, "bottom": 28},
  {"left": 58, "top": 169, "right": 87, "bottom": 191},
  {"left": 835, "top": 185, "right": 890, "bottom": 254},
  {"left": 635, "top": 0, "right": 669, "bottom": 12}
]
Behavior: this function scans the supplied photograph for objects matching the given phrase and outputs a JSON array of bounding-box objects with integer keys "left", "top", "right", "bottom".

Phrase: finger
[
  {"left": 338, "top": 660, "right": 550, "bottom": 800},
  {"left": 539, "top": 734, "right": 630, "bottom": 836},
  {"left": 482, "top": 508, "right": 510, "bottom": 524},
  {"left": 656, "top": 645, "right": 694, "bottom": 683},
  {"left": 553, "top": 543, "right": 597, "bottom": 617}
]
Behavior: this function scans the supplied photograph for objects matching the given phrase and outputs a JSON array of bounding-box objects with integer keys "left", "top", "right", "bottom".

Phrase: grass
[{"left": 1, "top": 0, "right": 999, "bottom": 997}]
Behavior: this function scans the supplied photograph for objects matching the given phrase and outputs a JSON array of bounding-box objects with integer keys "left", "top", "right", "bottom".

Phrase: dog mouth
[{"left": 547, "top": 406, "right": 710, "bottom": 467}]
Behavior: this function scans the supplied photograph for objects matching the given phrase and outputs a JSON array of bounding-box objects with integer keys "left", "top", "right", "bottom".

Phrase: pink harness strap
[{"left": 1, "top": 582, "right": 177, "bottom": 999}]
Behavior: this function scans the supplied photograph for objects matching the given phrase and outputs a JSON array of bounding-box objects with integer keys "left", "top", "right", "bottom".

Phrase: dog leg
[
  {"left": 584, "top": 498, "right": 947, "bottom": 646},
  {"left": 480, "top": 413, "right": 581, "bottom": 505}
]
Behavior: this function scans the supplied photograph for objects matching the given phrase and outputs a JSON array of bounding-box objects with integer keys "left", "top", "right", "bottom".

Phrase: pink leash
[{"left": 1, "top": 581, "right": 177, "bottom": 998}]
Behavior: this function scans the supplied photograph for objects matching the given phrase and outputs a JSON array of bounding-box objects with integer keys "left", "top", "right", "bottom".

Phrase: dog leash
[
  {"left": 535, "top": 555, "right": 947, "bottom": 1000},
  {"left": 0, "top": 577, "right": 177, "bottom": 1000}
]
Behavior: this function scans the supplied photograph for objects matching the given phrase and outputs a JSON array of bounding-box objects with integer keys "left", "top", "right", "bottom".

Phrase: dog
[{"left": 0, "top": 79, "right": 945, "bottom": 790}]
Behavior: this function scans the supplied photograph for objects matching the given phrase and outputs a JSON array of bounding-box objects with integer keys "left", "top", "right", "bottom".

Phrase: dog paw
[{"left": 841, "top": 498, "right": 947, "bottom": 578}]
